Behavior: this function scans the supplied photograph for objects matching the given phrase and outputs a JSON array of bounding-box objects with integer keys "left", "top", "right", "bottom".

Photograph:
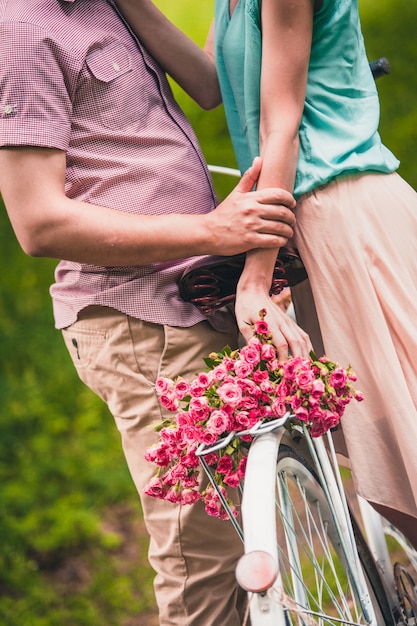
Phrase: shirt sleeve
[{"left": 0, "top": 21, "right": 81, "bottom": 151}]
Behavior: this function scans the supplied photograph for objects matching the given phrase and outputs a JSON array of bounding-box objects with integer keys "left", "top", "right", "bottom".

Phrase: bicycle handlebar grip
[{"left": 370, "top": 57, "right": 391, "bottom": 79}]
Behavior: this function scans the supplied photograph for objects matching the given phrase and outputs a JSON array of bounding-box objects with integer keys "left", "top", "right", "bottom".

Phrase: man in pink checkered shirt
[{"left": 0, "top": 0, "right": 297, "bottom": 623}]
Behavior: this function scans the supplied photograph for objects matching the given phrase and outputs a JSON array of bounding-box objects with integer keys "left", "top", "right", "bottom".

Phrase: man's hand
[{"left": 204, "top": 157, "right": 296, "bottom": 257}]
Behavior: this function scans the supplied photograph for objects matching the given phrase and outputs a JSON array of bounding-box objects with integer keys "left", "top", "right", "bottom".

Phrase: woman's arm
[
  {"left": 235, "top": 0, "right": 315, "bottom": 358},
  {"left": 114, "top": 0, "right": 221, "bottom": 109}
]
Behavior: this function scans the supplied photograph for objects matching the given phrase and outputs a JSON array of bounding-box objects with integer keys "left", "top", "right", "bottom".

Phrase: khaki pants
[{"left": 62, "top": 306, "right": 247, "bottom": 625}]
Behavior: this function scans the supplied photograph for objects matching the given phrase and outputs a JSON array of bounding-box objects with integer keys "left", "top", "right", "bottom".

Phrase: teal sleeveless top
[{"left": 214, "top": 0, "right": 399, "bottom": 198}]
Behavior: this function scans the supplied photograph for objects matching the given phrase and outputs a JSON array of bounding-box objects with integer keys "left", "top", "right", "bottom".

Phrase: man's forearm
[
  {"left": 18, "top": 198, "right": 217, "bottom": 265},
  {"left": 1, "top": 149, "right": 296, "bottom": 267}
]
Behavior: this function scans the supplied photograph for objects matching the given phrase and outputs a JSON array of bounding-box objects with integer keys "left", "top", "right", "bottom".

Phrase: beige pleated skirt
[{"left": 293, "top": 171, "right": 417, "bottom": 519}]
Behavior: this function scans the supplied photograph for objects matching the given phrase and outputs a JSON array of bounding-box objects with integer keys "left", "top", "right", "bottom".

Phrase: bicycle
[
  {"left": 196, "top": 415, "right": 417, "bottom": 625},
  {"left": 191, "top": 58, "right": 417, "bottom": 624}
]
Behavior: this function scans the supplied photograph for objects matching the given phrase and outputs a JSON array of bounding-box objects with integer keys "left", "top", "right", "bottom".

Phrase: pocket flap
[{"left": 86, "top": 42, "right": 132, "bottom": 83}]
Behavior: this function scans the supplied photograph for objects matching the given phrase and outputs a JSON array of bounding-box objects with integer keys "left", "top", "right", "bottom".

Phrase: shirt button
[
  {"left": 112, "top": 62, "right": 120, "bottom": 71},
  {"left": 3, "top": 104, "right": 16, "bottom": 115}
]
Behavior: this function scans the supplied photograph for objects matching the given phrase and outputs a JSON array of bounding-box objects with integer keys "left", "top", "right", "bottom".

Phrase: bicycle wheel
[
  {"left": 389, "top": 524, "right": 417, "bottom": 625},
  {"left": 275, "top": 443, "right": 394, "bottom": 625},
  {"left": 358, "top": 499, "right": 417, "bottom": 625}
]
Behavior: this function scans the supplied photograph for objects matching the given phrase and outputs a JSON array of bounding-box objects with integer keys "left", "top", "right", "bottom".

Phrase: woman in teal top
[
  {"left": 215, "top": 0, "right": 399, "bottom": 197},
  {"left": 117, "top": 0, "right": 417, "bottom": 549},
  {"left": 213, "top": 0, "right": 417, "bottom": 549}
]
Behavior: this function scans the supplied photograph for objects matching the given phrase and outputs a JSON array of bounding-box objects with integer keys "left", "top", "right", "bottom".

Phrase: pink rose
[
  {"left": 282, "top": 357, "right": 309, "bottom": 380},
  {"left": 204, "top": 500, "right": 222, "bottom": 518},
  {"left": 267, "top": 358, "right": 280, "bottom": 371},
  {"left": 240, "top": 345, "right": 261, "bottom": 366},
  {"left": 234, "top": 360, "right": 254, "bottom": 378},
  {"left": 236, "top": 377, "right": 258, "bottom": 394},
  {"left": 329, "top": 367, "right": 348, "bottom": 389},
  {"left": 305, "top": 395, "right": 320, "bottom": 409},
  {"left": 182, "top": 472, "right": 199, "bottom": 488},
  {"left": 199, "top": 429, "right": 218, "bottom": 445},
  {"left": 189, "top": 396, "right": 209, "bottom": 420},
  {"left": 260, "top": 405, "right": 271, "bottom": 419},
  {"left": 296, "top": 370, "right": 315, "bottom": 391},
  {"left": 276, "top": 381, "right": 292, "bottom": 398},
  {"left": 223, "top": 356, "right": 236, "bottom": 371},
  {"left": 260, "top": 343, "right": 276, "bottom": 361},
  {"left": 197, "top": 372, "right": 212, "bottom": 388},
  {"left": 217, "top": 382, "right": 243, "bottom": 406},
  {"left": 309, "top": 408, "right": 340, "bottom": 438},
  {"left": 234, "top": 410, "right": 251, "bottom": 429},
  {"left": 224, "top": 471, "right": 240, "bottom": 488},
  {"left": 294, "top": 406, "right": 309, "bottom": 422},
  {"left": 174, "top": 379, "right": 191, "bottom": 399},
  {"left": 310, "top": 422, "right": 328, "bottom": 438},
  {"left": 248, "top": 407, "right": 264, "bottom": 422},
  {"left": 290, "top": 395, "right": 303, "bottom": 410},
  {"left": 163, "top": 462, "right": 188, "bottom": 485},
  {"left": 176, "top": 411, "right": 193, "bottom": 427},
  {"left": 238, "top": 456, "right": 247, "bottom": 479},
  {"left": 206, "top": 409, "right": 230, "bottom": 435},
  {"left": 144, "top": 477, "right": 166, "bottom": 499},
  {"left": 311, "top": 378, "right": 326, "bottom": 397},
  {"left": 160, "top": 426, "right": 182, "bottom": 450},
  {"left": 165, "top": 488, "right": 181, "bottom": 503},
  {"left": 189, "top": 380, "right": 206, "bottom": 397},
  {"left": 216, "top": 455, "right": 233, "bottom": 474},
  {"left": 203, "top": 452, "right": 220, "bottom": 466},
  {"left": 180, "top": 489, "right": 201, "bottom": 505},
  {"left": 252, "top": 369, "right": 269, "bottom": 383},
  {"left": 234, "top": 395, "right": 255, "bottom": 411},
  {"left": 255, "top": 319, "right": 270, "bottom": 336},
  {"left": 271, "top": 398, "right": 288, "bottom": 417},
  {"left": 159, "top": 392, "right": 179, "bottom": 412},
  {"left": 181, "top": 425, "right": 200, "bottom": 445},
  {"left": 260, "top": 379, "right": 274, "bottom": 394},
  {"left": 202, "top": 487, "right": 223, "bottom": 517},
  {"left": 181, "top": 450, "right": 200, "bottom": 469},
  {"left": 155, "top": 377, "right": 172, "bottom": 395},
  {"left": 212, "top": 364, "right": 228, "bottom": 381},
  {"left": 248, "top": 337, "right": 262, "bottom": 350},
  {"left": 144, "top": 443, "right": 171, "bottom": 467}
]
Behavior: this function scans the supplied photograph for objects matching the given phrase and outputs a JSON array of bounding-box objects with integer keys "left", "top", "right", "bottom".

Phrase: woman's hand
[{"left": 235, "top": 286, "right": 313, "bottom": 361}]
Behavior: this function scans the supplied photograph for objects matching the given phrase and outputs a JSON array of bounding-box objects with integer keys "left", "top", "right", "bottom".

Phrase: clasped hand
[
  {"left": 236, "top": 286, "right": 313, "bottom": 361},
  {"left": 205, "top": 157, "right": 296, "bottom": 257}
]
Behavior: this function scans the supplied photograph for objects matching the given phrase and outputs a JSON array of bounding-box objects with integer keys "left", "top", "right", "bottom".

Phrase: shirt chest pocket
[{"left": 85, "top": 42, "right": 148, "bottom": 130}]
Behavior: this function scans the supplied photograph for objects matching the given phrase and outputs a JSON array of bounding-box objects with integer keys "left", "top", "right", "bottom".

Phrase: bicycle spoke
[{"left": 274, "top": 452, "right": 376, "bottom": 625}]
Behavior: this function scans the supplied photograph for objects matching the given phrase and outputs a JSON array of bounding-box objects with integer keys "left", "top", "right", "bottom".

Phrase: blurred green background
[{"left": 1, "top": 1, "right": 416, "bottom": 624}]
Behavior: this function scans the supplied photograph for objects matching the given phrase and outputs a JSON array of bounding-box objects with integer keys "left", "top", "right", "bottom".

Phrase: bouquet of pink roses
[{"left": 144, "top": 310, "right": 363, "bottom": 519}]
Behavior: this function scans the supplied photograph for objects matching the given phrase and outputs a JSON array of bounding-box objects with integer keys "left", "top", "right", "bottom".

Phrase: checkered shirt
[{"left": 0, "top": 0, "right": 222, "bottom": 329}]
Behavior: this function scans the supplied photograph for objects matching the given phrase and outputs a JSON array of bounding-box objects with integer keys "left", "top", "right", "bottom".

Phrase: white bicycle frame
[{"left": 197, "top": 416, "right": 380, "bottom": 625}]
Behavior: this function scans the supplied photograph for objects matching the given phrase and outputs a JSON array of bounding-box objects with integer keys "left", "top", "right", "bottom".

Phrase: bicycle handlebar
[
  {"left": 195, "top": 413, "right": 292, "bottom": 457},
  {"left": 370, "top": 57, "right": 391, "bottom": 79}
]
